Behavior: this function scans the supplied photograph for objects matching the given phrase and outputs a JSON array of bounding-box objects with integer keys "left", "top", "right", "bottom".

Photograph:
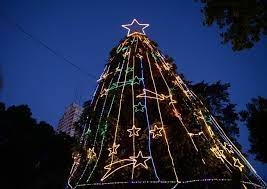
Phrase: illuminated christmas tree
[{"left": 67, "top": 19, "right": 266, "bottom": 189}]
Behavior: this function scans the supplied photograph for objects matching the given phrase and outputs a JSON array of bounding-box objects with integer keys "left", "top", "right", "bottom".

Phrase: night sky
[{"left": 1, "top": 0, "right": 266, "bottom": 180}]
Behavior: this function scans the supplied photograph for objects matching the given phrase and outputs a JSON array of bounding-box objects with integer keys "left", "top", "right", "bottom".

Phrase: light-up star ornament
[
  {"left": 233, "top": 157, "right": 244, "bottom": 172},
  {"left": 127, "top": 125, "right": 141, "bottom": 137},
  {"left": 87, "top": 147, "right": 96, "bottom": 160},
  {"left": 223, "top": 142, "right": 234, "bottom": 154},
  {"left": 129, "top": 151, "right": 151, "bottom": 169},
  {"left": 210, "top": 146, "right": 225, "bottom": 162},
  {"left": 108, "top": 143, "right": 120, "bottom": 157},
  {"left": 134, "top": 102, "right": 145, "bottom": 112},
  {"left": 122, "top": 19, "right": 149, "bottom": 36},
  {"left": 129, "top": 76, "right": 144, "bottom": 85},
  {"left": 125, "top": 67, "right": 134, "bottom": 74},
  {"left": 149, "top": 125, "right": 163, "bottom": 138}
]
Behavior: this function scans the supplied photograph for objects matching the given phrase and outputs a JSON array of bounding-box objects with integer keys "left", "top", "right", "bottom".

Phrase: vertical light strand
[
  {"left": 153, "top": 52, "right": 199, "bottom": 152},
  {"left": 92, "top": 86, "right": 111, "bottom": 146},
  {"left": 92, "top": 64, "right": 113, "bottom": 146},
  {"left": 97, "top": 65, "right": 108, "bottom": 83},
  {"left": 79, "top": 54, "right": 124, "bottom": 181},
  {"left": 131, "top": 54, "right": 136, "bottom": 179},
  {"left": 80, "top": 82, "right": 100, "bottom": 144},
  {"left": 156, "top": 48, "right": 266, "bottom": 187},
  {"left": 134, "top": 36, "right": 138, "bottom": 53},
  {"left": 146, "top": 51, "right": 179, "bottom": 182},
  {"left": 84, "top": 78, "right": 106, "bottom": 148},
  {"left": 87, "top": 96, "right": 116, "bottom": 182},
  {"left": 78, "top": 58, "right": 122, "bottom": 184},
  {"left": 83, "top": 64, "right": 110, "bottom": 147},
  {"left": 111, "top": 47, "right": 131, "bottom": 165},
  {"left": 139, "top": 51, "right": 160, "bottom": 181},
  {"left": 155, "top": 50, "right": 197, "bottom": 102},
  {"left": 210, "top": 116, "right": 267, "bottom": 185},
  {"left": 102, "top": 55, "right": 126, "bottom": 172},
  {"left": 210, "top": 119, "right": 260, "bottom": 185},
  {"left": 71, "top": 64, "right": 111, "bottom": 187},
  {"left": 86, "top": 65, "right": 113, "bottom": 147},
  {"left": 154, "top": 50, "right": 237, "bottom": 175},
  {"left": 77, "top": 64, "right": 115, "bottom": 184}
]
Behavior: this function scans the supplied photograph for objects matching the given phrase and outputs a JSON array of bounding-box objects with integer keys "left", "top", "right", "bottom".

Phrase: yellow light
[
  {"left": 137, "top": 89, "right": 177, "bottom": 105},
  {"left": 233, "top": 157, "right": 244, "bottom": 172},
  {"left": 223, "top": 142, "right": 234, "bottom": 154},
  {"left": 108, "top": 143, "right": 120, "bottom": 157},
  {"left": 127, "top": 125, "right": 141, "bottom": 137},
  {"left": 87, "top": 147, "right": 97, "bottom": 160},
  {"left": 136, "top": 53, "right": 143, "bottom": 60},
  {"left": 207, "top": 125, "right": 214, "bottom": 137},
  {"left": 210, "top": 146, "right": 225, "bottom": 162},
  {"left": 149, "top": 124, "right": 163, "bottom": 138}
]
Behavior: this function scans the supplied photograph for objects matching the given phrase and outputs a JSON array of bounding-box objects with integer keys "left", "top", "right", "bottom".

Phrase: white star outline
[
  {"left": 149, "top": 125, "right": 164, "bottom": 138},
  {"left": 87, "top": 147, "right": 97, "bottom": 160},
  {"left": 122, "top": 19, "right": 149, "bottom": 36},
  {"left": 129, "top": 151, "right": 151, "bottom": 169},
  {"left": 108, "top": 143, "right": 120, "bottom": 157},
  {"left": 233, "top": 157, "right": 244, "bottom": 172},
  {"left": 127, "top": 125, "right": 141, "bottom": 137}
]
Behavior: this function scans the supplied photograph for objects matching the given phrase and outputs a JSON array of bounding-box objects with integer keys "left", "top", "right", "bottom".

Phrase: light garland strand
[
  {"left": 152, "top": 49, "right": 200, "bottom": 152},
  {"left": 146, "top": 51, "right": 179, "bottom": 182},
  {"left": 102, "top": 47, "right": 131, "bottom": 180},
  {"left": 77, "top": 65, "right": 115, "bottom": 184},
  {"left": 77, "top": 178, "right": 266, "bottom": 189},
  {"left": 87, "top": 95, "right": 116, "bottom": 182},
  {"left": 139, "top": 49, "right": 160, "bottom": 180},
  {"left": 131, "top": 49, "right": 136, "bottom": 179},
  {"left": 68, "top": 19, "right": 267, "bottom": 188}
]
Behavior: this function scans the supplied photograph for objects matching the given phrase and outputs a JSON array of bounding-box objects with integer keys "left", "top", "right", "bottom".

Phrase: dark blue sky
[{"left": 1, "top": 0, "right": 266, "bottom": 180}]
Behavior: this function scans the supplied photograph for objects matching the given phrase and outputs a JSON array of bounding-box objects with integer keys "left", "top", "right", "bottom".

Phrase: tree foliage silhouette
[
  {"left": 197, "top": 0, "right": 267, "bottom": 51},
  {"left": 190, "top": 81, "right": 240, "bottom": 147},
  {"left": 165, "top": 57, "right": 240, "bottom": 148},
  {"left": 240, "top": 96, "right": 267, "bottom": 163},
  {"left": 0, "top": 102, "right": 77, "bottom": 189}
]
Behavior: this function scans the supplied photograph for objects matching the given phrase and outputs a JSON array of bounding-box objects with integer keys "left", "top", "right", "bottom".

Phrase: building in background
[{"left": 57, "top": 103, "right": 83, "bottom": 138}]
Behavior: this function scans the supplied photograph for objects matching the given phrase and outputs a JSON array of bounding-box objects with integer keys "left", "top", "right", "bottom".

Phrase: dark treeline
[
  {"left": 0, "top": 102, "right": 77, "bottom": 189},
  {"left": 1, "top": 94, "right": 266, "bottom": 188},
  {"left": 197, "top": 0, "right": 267, "bottom": 51},
  {"left": 240, "top": 96, "right": 267, "bottom": 163}
]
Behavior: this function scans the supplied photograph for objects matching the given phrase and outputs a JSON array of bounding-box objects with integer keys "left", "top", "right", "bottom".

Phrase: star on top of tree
[{"left": 122, "top": 19, "right": 149, "bottom": 36}]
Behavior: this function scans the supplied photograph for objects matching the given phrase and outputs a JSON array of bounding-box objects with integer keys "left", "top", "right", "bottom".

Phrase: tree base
[{"left": 74, "top": 180, "right": 246, "bottom": 189}]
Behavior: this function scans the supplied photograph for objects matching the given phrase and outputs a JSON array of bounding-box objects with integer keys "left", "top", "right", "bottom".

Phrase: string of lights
[{"left": 67, "top": 19, "right": 267, "bottom": 189}]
